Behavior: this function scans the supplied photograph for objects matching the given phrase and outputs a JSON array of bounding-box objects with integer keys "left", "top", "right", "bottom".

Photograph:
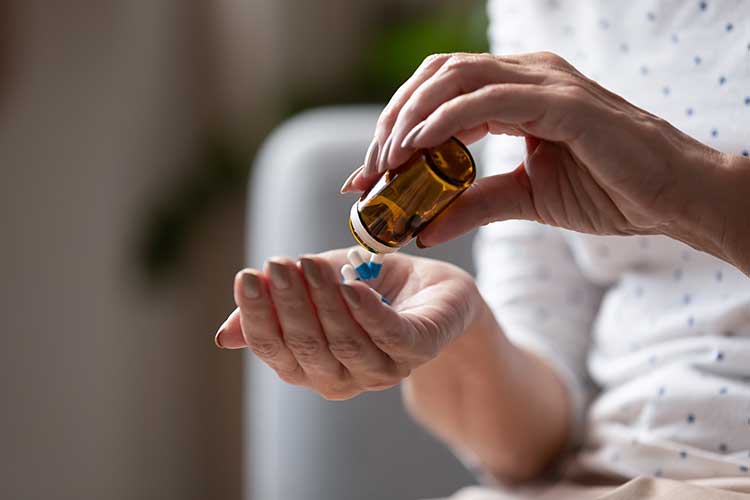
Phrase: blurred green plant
[
  {"left": 140, "top": 1, "right": 488, "bottom": 282},
  {"left": 360, "top": 3, "right": 489, "bottom": 100},
  {"left": 139, "top": 135, "right": 249, "bottom": 282}
]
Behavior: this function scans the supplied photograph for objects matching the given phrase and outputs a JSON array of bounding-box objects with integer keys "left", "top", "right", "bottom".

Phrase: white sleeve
[{"left": 473, "top": 136, "right": 602, "bottom": 446}]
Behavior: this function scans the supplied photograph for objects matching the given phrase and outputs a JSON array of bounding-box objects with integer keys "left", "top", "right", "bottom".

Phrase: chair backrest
[{"left": 245, "top": 106, "right": 478, "bottom": 500}]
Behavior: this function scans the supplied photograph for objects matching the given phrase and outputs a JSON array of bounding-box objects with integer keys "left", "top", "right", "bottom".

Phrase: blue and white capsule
[
  {"left": 368, "top": 252, "right": 384, "bottom": 279},
  {"left": 347, "top": 248, "right": 372, "bottom": 280},
  {"left": 340, "top": 263, "right": 360, "bottom": 282},
  {"left": 340, "top": 264, "right": 390, "bottom": 305}
]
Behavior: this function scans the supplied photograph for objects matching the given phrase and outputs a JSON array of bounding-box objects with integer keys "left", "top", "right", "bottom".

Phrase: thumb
[{"left": 416, "top": 162, "right": 538, "bottom": 247}]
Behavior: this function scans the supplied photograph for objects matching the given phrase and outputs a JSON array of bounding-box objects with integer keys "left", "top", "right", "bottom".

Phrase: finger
[
  {"left": 338, "top": 281, "right": 423, "bottom": 365},
  {"left": 352, "top": 53, "right": 453, "bottom": 188},
  {"left": 409, "top": 83, "right": 585, "bottom": 150},
  {"left": 416, "top": 163, "right": 539, "bottom": 247},
  {"left": 374, "top": 53, "right": 452, "bottom": 145},
  {"left": 234, "top": 269, "right": 305, "bottom": 383},
  {"left": 340, "top": 164, "right": 364, "bottom": 194},
  {"left": 454, "top": 124, "right": 491, "bottom": 146},
  {"left": 214, "top": 307, "right": 244, "bottom": 349},
  {"left": 264, "top": 258, "right": 346, "bottom": 380},
  {"left": 299, "top": 256, "right": 401, "bottom": 387},
  {"left": 388, "top": 56, "right": 543, "bottom": 168}
]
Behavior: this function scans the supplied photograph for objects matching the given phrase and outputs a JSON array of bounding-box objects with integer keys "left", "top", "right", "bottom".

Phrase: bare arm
[{"left": 402, "top": 299, "right": 571, "bottom": 483}]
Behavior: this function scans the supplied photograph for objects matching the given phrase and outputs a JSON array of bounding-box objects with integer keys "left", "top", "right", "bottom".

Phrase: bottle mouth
[{"left": 348, "top": 202, "right": 400, "bottom": 254}]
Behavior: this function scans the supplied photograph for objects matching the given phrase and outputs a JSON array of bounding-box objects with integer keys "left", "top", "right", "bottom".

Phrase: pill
[
  {"left": 369, "top": 252, "right": 384, "bottom": 279},
  {"left": 340, "top": 264, "right": 390, "bottom": 305},
  {"left": 347, "top": 248, "right": 372, "bottom": 280},
  {"left": 340, "top": 264, "right": 359, "bottom": 282}
]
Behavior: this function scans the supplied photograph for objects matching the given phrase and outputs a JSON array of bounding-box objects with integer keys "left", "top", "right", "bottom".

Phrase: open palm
[{"left": 215, "top": 248, "right": 481, "bottom": 400}]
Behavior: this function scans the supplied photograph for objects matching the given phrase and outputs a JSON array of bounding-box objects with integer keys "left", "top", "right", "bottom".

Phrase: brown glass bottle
[{"left": 349, "top": 137, "right": 476, "bottom": 254}]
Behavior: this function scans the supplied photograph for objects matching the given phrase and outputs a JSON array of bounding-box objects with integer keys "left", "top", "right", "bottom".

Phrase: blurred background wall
[{"left": 0, "top": 1, "right": 486, "bottom": 498}]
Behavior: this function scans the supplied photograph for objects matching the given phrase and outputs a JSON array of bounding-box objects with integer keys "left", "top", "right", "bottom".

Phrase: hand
[
  {"left": 341, "top": 52, "right": 749, "bottom": 272},
  {"left": 214, "top": 249, "right": 481, "bottom": 400}
]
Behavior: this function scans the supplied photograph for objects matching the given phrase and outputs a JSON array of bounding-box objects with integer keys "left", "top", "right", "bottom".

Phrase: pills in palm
[
  {"left": 369, "top": 252, "right": 384, "bottom": 279},
  {"left": 347, "top": 248, "right": 373, "bottom": 280},
  {"left": 340, "top": 263, "right": 390, "bottom": 305}
]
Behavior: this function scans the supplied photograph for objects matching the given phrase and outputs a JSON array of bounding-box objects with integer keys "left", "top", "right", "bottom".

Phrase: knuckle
[
  {"left": 248, "top": 338, "right": 283, "bottom": 358},
  {"left": 246, "top": 309, "right": 273, "bottom": 324},
  {"left": 477, "top": 84, "right": 506, "bottom": 104},
  {"left": 537, "top": 51, "right": 568, "bottom": 67},
  {"left": 281, "top": 297, "right": 308, "bottom": 314},
  {"left": 276, "top": 367, "right": 304, "bottom": 385},
  {"left": 442, "top": 54, "right": 475, "bottom": 74},
  {"left": 468, "top": 182, "right": 495, "bottom": 226},
  {"left": 371, "top": 328, "right": 405, "bottom": 350},
  {"left": 379, "top": 104, "right": 399, "bottom": 129},
  {"left": 315, "top": 301, "right": 341, "bottom": 317},
  {"left": 421, "top": 53, "right": 450, "bottom": 70},
  {"left": 285, "top": 334, "right": 324, "bottom": 360},
  {"left": 327, "top": 337, "right": 364, "bottom": 360},
  {"left": 431, "top": 104, "right": 452, "bottom": 124},
  {"left": 558, "top": 82, "right": 590, "bottom": 103}
]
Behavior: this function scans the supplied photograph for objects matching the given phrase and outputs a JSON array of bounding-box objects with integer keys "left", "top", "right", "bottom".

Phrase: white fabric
[{"left": 476, "top": 0, "right": 750, "bottom": 481}]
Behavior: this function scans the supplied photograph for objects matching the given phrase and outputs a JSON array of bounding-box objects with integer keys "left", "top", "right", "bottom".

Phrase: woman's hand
[
  {"left": 341, "top": 52, "right": 750, "bottom": 274},
  {"left": 214, "top": 249, "right": 481, "bottom": 400}
]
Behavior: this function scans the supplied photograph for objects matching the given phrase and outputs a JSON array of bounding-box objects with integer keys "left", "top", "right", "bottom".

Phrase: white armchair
[{"left": 245, "top": 106, "right": 478, "bottom": 500}]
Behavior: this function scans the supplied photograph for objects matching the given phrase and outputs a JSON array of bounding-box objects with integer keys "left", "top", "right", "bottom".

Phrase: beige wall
[
  {"left": 0, "top": 1, "right": 470, "bottom": 498},
  {"left": 0, "top": 1, "right": 270, "bottom": 498}
]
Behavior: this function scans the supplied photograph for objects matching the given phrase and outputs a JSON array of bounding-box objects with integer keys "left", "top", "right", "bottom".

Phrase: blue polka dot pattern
[{"left": 481, "top": 0, "right": 750, "bottom": 482}]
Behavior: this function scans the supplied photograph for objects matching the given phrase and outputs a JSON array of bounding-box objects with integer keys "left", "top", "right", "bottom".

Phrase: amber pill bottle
[{"left": 349, "top": 137, "right": 476, "bottom": 254}]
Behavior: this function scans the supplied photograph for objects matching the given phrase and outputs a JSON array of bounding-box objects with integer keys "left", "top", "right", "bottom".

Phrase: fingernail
[
  {"left": 363, "top": 139, "right": 379, "bottom": 177},
  {"left": 377, "top": 135, "right": 393, "bottom": 174},
  {"left": 242, "top": 271, "right": 261, "bottom": 299},
  {"left": 340, "top": 283, "right": 361, "bottom": 309},
  {"left": 214, "top": 320, "right": 228, "bottom": 348},
  {"left": 340, "top": 165, "right": 364, "bottom": 193},
  {"left": 299, "top": 257, "right": 323, "bottom": 288},
  {"left": 268, "top": 261, "right": 290, "bottom": 289},
  {"left": 401, "top": 121, "right": 427, "bottom": 149}
]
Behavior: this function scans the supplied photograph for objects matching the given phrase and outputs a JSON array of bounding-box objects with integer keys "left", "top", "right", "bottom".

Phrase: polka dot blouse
[{"left": 477, "top": 0, "right": 750, "bottom": 481}]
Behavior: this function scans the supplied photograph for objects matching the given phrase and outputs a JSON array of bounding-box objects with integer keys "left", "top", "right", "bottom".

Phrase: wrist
[
  {"left": 719, "top": 154, "right": 750, "bottom": 274},
  {"left": 667, "top": 148, "right": 750, "bottom": 275}
]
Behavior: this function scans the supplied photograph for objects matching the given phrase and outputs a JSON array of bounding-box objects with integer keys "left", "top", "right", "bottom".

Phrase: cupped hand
[
  {"left": 341, "top": 51, "right": 734, "bottom": 253},
  {"left": 215, "top": 249, "right": 481, "bottom": 400}
]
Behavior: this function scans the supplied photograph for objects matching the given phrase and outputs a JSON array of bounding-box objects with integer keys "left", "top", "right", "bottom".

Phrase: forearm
[
  {"left": 670, "top": 150, "right": 750, "bottom": 276},
  {"left": 401, "top": 299, "right": 571, "bottom": 483}
]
